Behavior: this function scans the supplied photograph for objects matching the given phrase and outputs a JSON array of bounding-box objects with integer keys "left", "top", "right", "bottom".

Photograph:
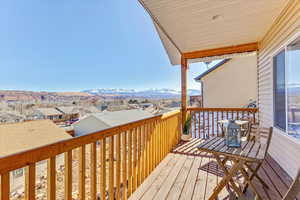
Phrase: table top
[
  {"left": 218, "top": 120, "right": 249, "bottom": 126},
  {"left": 197, "top": 136, "right": 267, "bottom": 162}
]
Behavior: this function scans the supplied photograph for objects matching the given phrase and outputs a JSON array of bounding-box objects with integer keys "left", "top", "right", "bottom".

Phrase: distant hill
[
  {"left": 0, "top": 88, "right": 201, "bottom": 102},
  {"left": 83, "top": 88, "right": 201, "bottom": 98},
  {"left": 0, "top": 90, "right": 94, "bottom": 102}
]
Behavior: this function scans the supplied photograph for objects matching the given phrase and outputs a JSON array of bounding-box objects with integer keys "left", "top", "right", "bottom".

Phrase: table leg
[
  {"left": 214, "top": 155, "right": 244, "bottom": 197},
  {"left": 208, "top": 159, "right": 244, "bottom": 200}
]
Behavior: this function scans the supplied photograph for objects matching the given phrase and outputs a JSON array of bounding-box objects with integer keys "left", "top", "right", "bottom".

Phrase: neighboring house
[
  {"left": 73, "top": 109, "right": 154, "bottom": 136},
  {"left": 0, "top": 120, "right": 71, "bottom": 192},
  {"left": 56, "top": 106, "right": 79, "bottom": 122},
  {"left": 35, "top": 108, "right": 63, "bottom": 121},
  {"left": 194, "top": 56, "right": 257, "bottom": 108},
  {"left": 34, "top": 106, "right": 80, "bottom": 123}
]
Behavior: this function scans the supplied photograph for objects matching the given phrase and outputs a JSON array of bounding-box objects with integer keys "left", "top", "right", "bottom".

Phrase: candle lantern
[{"left": 225, "top": 120, "right": 241, "bottom": 147}]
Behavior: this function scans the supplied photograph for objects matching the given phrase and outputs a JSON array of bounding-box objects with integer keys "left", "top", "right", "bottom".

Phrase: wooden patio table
[{"left": 197, "top": 136, "right": 268, "bottom": 200}]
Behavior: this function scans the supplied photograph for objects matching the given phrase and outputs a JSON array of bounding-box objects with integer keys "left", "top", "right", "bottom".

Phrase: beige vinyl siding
[
  {"left": 202, "top": 56, "right": 257, "bottom": 108},
  {"left": 258, "top": 0, "right": 300, "bottom": 178}
]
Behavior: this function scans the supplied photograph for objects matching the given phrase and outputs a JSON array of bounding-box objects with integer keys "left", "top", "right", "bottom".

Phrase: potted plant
[{"left": 181, "top": 115, "right": 192, "bottom": 141}]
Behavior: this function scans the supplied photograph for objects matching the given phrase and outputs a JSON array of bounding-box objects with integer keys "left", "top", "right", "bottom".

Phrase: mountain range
[{"left": 83, "top": 88, "right": 201, "bottom": 98}]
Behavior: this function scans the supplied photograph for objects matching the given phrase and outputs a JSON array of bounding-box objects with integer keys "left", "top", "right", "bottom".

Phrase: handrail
[
  {"left": 0, "top": 110, "right": 181, "bottom": 200},
  {"left": 187, "top": 107, "right": 259, "bottom": 139},
  {"left": 0, "top": 110, "right": 180, "bottom": 173},
  {"left": 187, "top": 107, "right": 258, "bottom": 112}
]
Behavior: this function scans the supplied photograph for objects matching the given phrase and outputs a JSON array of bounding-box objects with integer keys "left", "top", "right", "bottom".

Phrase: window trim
[{"left": 271, "top": 32, "right": 300, "bottom": 143}]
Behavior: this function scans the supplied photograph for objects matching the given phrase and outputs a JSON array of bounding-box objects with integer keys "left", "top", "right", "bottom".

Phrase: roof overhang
[{"left": 139, "top": 0, "right": 289, "bottom": 65}]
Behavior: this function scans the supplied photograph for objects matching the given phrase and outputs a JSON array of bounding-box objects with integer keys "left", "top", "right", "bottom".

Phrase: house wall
[
  {"left": 258, "top": 0, "right": 300, "bottom": 178},
  {"left": 73, "top": 115, "right": 110, "bottom": 136},
  {"left": 201, "top": 56, "right": 257, "bottom": 108}
]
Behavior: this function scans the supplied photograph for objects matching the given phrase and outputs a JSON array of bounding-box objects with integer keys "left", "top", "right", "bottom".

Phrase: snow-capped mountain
[{"left": 83, "top": 88, "right": 200, "bottom": 98}]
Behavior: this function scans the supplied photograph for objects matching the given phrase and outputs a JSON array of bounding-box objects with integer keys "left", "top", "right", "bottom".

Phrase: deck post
[{"left": 181, "top": 56, "right": 188, "bottom": 131}]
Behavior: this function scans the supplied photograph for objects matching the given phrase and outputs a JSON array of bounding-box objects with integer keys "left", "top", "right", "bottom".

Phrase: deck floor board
[{"left": 130, "top": 138, "right": 296, "bottom": 200}]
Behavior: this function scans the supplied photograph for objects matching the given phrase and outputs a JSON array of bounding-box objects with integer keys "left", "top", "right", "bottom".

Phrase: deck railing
[
  {"left": 187, "top": 107, "right": 258, "bottom": 139},
  {"left": 0, "top": 110, "right": 181, "bottom": 200}
]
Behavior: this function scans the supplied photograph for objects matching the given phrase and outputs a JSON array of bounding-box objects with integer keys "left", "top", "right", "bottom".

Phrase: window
[
  {"left": 273, "top": 36, "right": 300, "bottom": 140},
  {"left": 274, "top": 50, "right": 286, "bottom": 131}
]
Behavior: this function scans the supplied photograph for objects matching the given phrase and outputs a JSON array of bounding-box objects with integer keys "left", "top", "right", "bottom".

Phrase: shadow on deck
[{"left": 129, "top": 138, "right": 296, "bottom": 200}]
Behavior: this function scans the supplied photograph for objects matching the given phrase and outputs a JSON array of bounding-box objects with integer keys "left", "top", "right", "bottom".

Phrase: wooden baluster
[
  {"left": 25, "top": 163, "right": 36, "bottom": 200},
  {"left": 1, "top": 172, "right": 10, "bottom": 200},
  {"left": 236, "top": 111, "right": 239, "bottom": 120},
  {"left": 90, "top": 142, "right": 97, "bottom": 200},
  {"left": 222, "top": 111, "right": 224, "bottom": 120},
  {"left": 226, "top": 111, "right": 229, "bottom": 120},
  {"left": 207, "top": 111, "right": 210, "bottom": 138},
  {"left": 137, "top": 127, "right": 141, "bottom": 186},
  {"left": 64, "top": 151, "right": 72, "bottom": 200},
  {"left": 157, "top": 121, "right": 160, "bottom": 162},
  {"left": 149, "top": 122, "right": 153, "bottom": 173},
  {"left": 128, "top": 130, "right": 133, "bottom": 196},
  {"left": 217, "top": 111, "right": 219, "bottom": 136},
  {"left": 253, "top": 111, "right": 256, "bottom": 123},
  {"left": 145, "top": 124, "right": 149, "bottom": 178},
  {"left": 152, "top": 121, "right": 156, "bottom": 169},
  {"left": 100, "top": 138, "right": 106, "bottom": 200},
  {"left": 198, "top": 111, "right": 200, "bottom": 138},
  {"left": 202, "top": 111, "right": 205, "bottom": 139},
  {"left": 144, "top": 125, "right": 148, "bottom": 181},
  {"left": 122, "top": 131, "right": 127, "bottom": 200},
  {"left": 162, "top": 120, "right": 164, "bottom": 159},
  {"left": 212, "top": 111, "right": 214, "bottom": 136},
  {"left": 132, "top": 128, "right": 137, "bottom": 192},
  {"left": 116, "top": 133, "right": 121, "bottom": 200},
  {"left": 193, "top": 111, "right": 196, "bottom": 138},
  {"left": 154, "top": 121, "right": 158, "bottom": 167},
  {"left": 164, "top": 120, "right": 167, "bottom": 155},
  {"left": 79, "top": 145, "right": 85, "bottom": 200},
  {"left": 140, "top": 126, "right": 145, "bottom": 183},
  {"left": 160, "top": 120, "right": 163, "bottom": 161},
  {"left": 48, "top": 157, "right": 56, "bottom": 200},
  {"left": 231, "top": 110, "right": 234, "bottom": 120},
  {"left": 109, "top": 136, "right": 114, "bottom": 200}
]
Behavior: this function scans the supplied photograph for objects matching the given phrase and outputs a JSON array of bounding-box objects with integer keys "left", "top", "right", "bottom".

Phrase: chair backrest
[
  {"left": 283, "top": 168, "right": 300, "bottom": 200},
  {"left": 248, "top": 123, "right": 259, "bottom": 141},
  {"left": 249, "top": 124, "right": 273, "bottom": 158}
]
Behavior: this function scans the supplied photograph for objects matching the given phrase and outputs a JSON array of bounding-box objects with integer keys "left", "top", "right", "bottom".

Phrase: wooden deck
[{"left": 129, "top": 139, "right": 298, "bottom": 200}]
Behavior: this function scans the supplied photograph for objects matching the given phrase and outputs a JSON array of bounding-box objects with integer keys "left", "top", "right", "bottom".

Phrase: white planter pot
[{"left": 181, "top": 134, "right": 191, "bottom": 141}]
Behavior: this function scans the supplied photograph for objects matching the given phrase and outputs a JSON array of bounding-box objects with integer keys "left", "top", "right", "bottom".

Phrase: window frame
[
  {"left": 271, "top": 32, "right": 300, "bottom": 143},
  {"left": 273, "top": 49, "right": 287, "bottom": 132}
]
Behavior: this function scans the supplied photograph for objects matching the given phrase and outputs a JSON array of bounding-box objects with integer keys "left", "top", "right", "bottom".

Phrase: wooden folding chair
[
  {"left": 243, "top": 126, "right": 273, "bottom": 192},
  {"left": 240, "top": 167, "right": 300, "bottom": 200},
  {"left": 283, "top": 167, "right": 300, "bottom": 200}
]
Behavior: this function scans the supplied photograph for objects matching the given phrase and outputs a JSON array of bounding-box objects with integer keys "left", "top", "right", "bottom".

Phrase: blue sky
[{"left": 0, "top": 0, "right": 212, "bottom": 92}]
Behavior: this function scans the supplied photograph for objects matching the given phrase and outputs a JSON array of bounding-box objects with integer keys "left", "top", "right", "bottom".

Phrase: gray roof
[
  {"left": 91, "top": 109, "right": 154, "bottom": 127},
  {"left": 194, "top": 59, "right": 230, "bottom": 81}
]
